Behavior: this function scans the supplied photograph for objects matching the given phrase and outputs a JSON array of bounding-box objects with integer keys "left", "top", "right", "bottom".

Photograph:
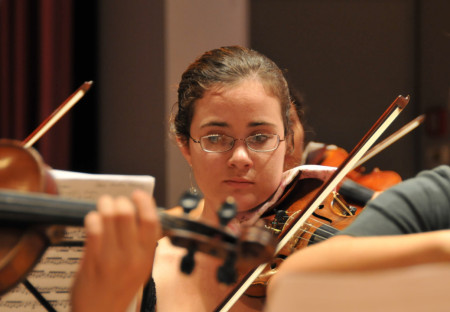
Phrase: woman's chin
[{"left": 232, "top": 196, "right": 261, "bottom": 213}]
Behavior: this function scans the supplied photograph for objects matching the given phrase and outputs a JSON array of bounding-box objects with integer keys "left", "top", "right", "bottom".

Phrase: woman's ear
[
  {"left": 177, "top": 137, "right": 192, "bottom": 166},
  {"left": 285, "top": 131, "right": 295, "bottom": 155},
  {"left": 284, "top": 103, "right": 305, "bottom": 171}
]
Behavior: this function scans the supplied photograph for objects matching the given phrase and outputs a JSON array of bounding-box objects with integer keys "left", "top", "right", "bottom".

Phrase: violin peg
[
  {"left": 178, "top": 190, "right": 201, "bottom": 214},
  {"left": 218, "top": 197, "right": 237, "bottom": 226},
  {"left": 217, "top": 253, "right": 237, "bottom": 285},
  {"left": 180, "top": 246, "right": 196, "bottom": 274}
]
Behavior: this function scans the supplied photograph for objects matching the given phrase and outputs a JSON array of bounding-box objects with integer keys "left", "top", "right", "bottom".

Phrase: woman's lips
[{"left": 223, "top": 179, "right": 254, "bottom": 188}]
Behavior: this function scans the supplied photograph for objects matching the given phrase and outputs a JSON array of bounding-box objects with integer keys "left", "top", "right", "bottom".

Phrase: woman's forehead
[
  {"left": 207, "top": 77, "right": 277, "bottom": 98},
  {"left": 193, "top": 82, "right": 283, "bottom": 126},
  {"left": 202, "top": 80, "right": 279, "bottom": 107}
]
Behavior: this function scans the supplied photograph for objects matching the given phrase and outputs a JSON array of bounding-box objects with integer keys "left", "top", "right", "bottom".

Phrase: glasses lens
[
  {"left": 246, "top": 134, "right": 279, "bottom": 152},
  {"left": 200, "top": 134, "right": 234, "bottom": 152},
  {"left": 198, "top": 134, "right": 281, "bottom": 152}
]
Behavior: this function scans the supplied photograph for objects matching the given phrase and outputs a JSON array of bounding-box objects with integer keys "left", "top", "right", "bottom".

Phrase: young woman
[{"left": 152, "top": 46, "right": 303, "bottom": 311}]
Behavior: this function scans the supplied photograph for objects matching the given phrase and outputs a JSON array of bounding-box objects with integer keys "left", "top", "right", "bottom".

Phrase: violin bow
[
  {"left": 215, "top": 95, "right": 410, "bottom": 312},
  {"left": 22, "top": 81, "right": 93, "bottom": 148},
  {"left": 355, "top": 114, "right": 425, "bottom": 168}
]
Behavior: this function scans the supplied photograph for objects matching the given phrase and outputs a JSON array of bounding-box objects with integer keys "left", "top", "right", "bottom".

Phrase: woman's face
[{"left": 179, "top": 79, "right": 286, "bottom": 213}]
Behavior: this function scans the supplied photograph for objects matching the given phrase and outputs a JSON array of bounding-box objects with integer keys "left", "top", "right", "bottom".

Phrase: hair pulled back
[{"left": 171, "top": 46, "right": 291, "bottom": 144}]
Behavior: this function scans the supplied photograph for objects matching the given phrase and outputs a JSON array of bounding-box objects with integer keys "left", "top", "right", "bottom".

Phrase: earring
[{"left": 189, "top": 166, "right": 198, "bottom": 195}]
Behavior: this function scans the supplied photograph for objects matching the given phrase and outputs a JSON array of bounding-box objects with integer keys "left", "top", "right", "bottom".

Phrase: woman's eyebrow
[
  {"left": 248, "top": 121, "right": 277, "bottom": 127},
  {"left": 199, "top": 121, "right": 277, "bottom": 129},
  {"left": 199, "top": 121, "right": 229, "bottom": 129}
]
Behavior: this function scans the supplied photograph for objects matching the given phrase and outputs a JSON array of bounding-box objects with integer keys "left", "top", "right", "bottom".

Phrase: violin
[
  {"left": 0, "top": 139, "right": 277, "bottom": 296},
  {"left": 215, "top": 95, "right": 410, "bottom": 311}
]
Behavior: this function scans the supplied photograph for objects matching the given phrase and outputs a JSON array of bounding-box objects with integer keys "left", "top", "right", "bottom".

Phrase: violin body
[
  {"left": 0, "top": 139, "right": 65, "bottom": 295},
  {"left": 0, "top": 139, "right": 58, "bottom": 194}
]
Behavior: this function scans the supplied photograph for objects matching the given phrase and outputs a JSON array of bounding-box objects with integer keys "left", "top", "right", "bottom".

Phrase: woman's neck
[{"left": 199, "top": 198, "right": 221, "bottom": 225}]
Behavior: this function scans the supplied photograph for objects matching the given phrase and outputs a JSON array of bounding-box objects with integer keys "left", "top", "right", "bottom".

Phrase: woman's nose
[{"left": 227, "top": 141, "right": 253, "bottom": 168}]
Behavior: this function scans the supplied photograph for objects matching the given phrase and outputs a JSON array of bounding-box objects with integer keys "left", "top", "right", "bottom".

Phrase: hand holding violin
[{"left": 71, "top": 190, "right": 161, "bottom": 312}]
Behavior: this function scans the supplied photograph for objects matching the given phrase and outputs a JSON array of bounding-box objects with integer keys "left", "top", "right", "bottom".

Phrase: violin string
[
  {"left": 297, "top": 223, "right": 332, "bottom": 242},
  {"left": 307, "top": 217, "right": 336, "bottom": 230},
  {"left": 296, "top": 224, "right": 337, "bottom": 242},
  {"left": 285, "top": 214, "right": 338, "bottom": 237},
  {"left": 284, "top": 222, "right": 338, "bottom": 246},
  {"left": 275, "top": 222, "right": 329, "bottom": 243},
  {"left": 284, "top": 217, "right": 338, "bottom": 243},
  {"left": 269, "top": 213, "right": 340, "bottom": 245},
  {"left": 295, "top": 232, "right": 326, "bottom": 244}
]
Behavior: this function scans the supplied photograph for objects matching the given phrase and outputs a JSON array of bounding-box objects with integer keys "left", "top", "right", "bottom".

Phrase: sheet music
[{"left": 0, "top": 169, "right": 155, "bottom": 312}]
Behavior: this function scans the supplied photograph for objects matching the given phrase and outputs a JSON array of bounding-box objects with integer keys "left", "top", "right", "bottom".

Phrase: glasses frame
[{"left": 190, "top": 133, "right": 285, "bottom": 153}]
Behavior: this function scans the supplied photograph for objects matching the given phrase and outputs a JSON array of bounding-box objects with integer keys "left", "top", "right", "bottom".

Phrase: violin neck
[{"left": 0, "top": 190, "right": 95, "bottom": 226}]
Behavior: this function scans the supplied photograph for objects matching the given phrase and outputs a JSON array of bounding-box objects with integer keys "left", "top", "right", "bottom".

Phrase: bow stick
[
  {"left": 355, "top": 114, "right": 425, "bottom": 168},
  {"left": 22, "top": 81, "right": 93, "bottom": 148}
]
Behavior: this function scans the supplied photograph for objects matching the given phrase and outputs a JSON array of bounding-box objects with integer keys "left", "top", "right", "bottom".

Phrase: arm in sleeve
[{"left": 340, "top": 165, "right": 450, "bottom": 236}]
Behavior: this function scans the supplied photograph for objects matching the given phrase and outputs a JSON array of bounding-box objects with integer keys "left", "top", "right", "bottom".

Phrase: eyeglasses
[{"left": 190, "top": 133, "right": 285, "bottom": 153}]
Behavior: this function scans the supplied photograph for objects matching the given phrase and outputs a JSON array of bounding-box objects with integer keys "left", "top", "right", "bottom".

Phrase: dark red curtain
[{"left": 0, "top": 0, "right": 73, "bottom": 169}]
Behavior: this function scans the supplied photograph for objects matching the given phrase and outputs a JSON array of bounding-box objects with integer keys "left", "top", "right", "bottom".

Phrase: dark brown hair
[{"left": 170, "top": 46, "right": 292, "bottom": 144}]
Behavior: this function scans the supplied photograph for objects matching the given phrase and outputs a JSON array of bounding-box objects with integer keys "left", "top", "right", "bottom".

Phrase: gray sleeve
[{"left": 339, "top": 165, "right": 450, "bottom": 237}]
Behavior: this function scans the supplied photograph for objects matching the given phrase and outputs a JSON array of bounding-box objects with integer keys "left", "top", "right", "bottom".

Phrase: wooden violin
[{"left": 0, "top": 140, "right": 277, "bottom": 295}]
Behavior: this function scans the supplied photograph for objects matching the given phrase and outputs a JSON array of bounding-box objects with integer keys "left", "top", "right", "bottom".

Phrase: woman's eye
[
  {"left": 206, "top": 135, "right": 222, "bottom": 144},
  {"left": 251, "top": 134, "right": 269, "bottom": 143}
]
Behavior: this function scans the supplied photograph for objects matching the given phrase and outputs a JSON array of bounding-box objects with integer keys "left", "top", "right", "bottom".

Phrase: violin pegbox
[
  {"left": 160, "top": 192, "right": 276, "bottom": 284},
  {"left": 179, "top": 195, "right": 239, "bottom": 283},
  {"left": 178, "top": 190, "right": 201, "bottom": 274},
  {"left": 178, "top": 190, "right": 201, "bottom": 215},
  {"left": 216, "top": 197, "right": 238, "bottom": 284},
  {"left": 217, "top": 196, "right": 237, "bottom": 226}
]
